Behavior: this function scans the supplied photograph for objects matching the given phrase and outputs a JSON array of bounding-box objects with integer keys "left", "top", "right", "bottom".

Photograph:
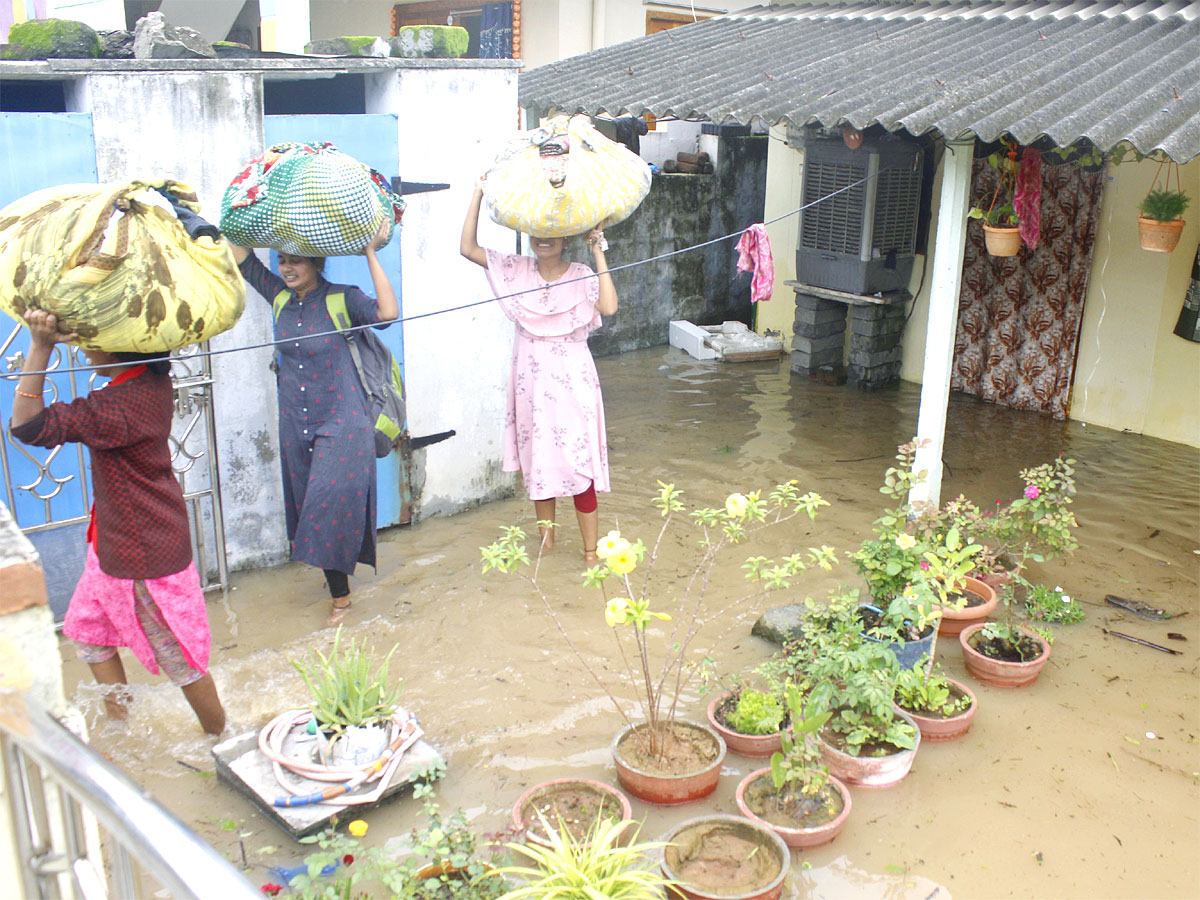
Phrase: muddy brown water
[{"left": 61, "top": 346, "right": 1199, "bottom": 900}]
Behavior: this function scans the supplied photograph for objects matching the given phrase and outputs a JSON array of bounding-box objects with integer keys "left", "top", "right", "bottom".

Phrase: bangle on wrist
[{"left": 15, "top": 388, "right": 43, "bottom": 399}]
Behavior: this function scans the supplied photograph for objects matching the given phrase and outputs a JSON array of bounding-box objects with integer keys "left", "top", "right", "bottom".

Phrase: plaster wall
[
  {"left": 366, "top": 65, "right": 521, "bottom": 516},
  {"left": 65, "top": 71, "right": 290, "bottom": 571},
  {"left": 763, "top": 132, "right": 1200, "bottom": 448},
  {"left": 309, "top": 0, "right": 393, "bottom": 40}
]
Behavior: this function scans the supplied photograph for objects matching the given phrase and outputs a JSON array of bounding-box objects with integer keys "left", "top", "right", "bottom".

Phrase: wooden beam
[{"left": 908, "top": 137, "right": 974, "bottom": 514}]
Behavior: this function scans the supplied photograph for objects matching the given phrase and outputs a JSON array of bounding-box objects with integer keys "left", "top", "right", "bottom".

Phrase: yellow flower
[
  {"left": 725, "top": 493, "right": 749, "bottom": 518},
  {"left": 895, "top": 533, "right": 917, "bottom": 550},
  {"left": 595, "top": 530, "right": 629, "bottom": 559},
  {"left": 348, "top": 820, "right": 368, "bottom": 837},
  {"left": 607, "top": 546, "right": 637, "bottom": 575},
  {"left": 605, "top": 597, "right": 631, "bottom": 627}
]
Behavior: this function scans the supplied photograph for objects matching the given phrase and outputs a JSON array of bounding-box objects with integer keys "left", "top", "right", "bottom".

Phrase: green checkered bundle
[{"left": 220, "top": 142, "right": 404, "bottom": 257}]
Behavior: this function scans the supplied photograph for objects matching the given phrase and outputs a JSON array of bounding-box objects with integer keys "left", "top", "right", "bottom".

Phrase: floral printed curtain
[
  {"left": 951, "top": 155, "right": 1105, "bottom": 419},
  {"left": 480, "top": 3, "right": 513, "bottom": 59}
]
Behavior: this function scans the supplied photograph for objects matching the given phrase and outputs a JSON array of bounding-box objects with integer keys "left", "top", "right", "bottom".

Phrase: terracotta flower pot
[
  {"left": 895, "top": 677, "right": 977, "bottom": 742},
  {"left": 611, "top": 720, "right": 725, "bottom": 805},
  {"left": 660, "top": 814, "right": 790, "bottom": 900},
  {"left": 819, "top": 708, "right": 920, "bottom": 788},
  {"left": 935, "top": 576, "right": 999, "bottom": 636},
  {"left": 511, "top": 778, "right": 633, "bottom": 847},
  {"left": 1138, "top": 216, "right": 1185, "bottom": 253},
  {"left": 706, "top": 692, "right": 784, "bottom": 758},
  {"left": 960, "top": 623, "right": 1050, "bottom": 688},
  {"left": 983, "top": 224, "right": 1022, "bottom": 256},
  {"left": 735, "top": 768, "right": 852, "bottom": 849}
]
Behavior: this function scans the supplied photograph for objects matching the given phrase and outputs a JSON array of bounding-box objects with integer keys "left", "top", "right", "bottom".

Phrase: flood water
[{"left": 62, "top": 346, "right": 1199, "bottom": 900}]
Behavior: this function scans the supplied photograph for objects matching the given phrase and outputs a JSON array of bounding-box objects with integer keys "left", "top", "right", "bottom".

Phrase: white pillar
[
  {"left": 908, "top": 136, "right": 975, "bottom": 513},
  {"left": 259, "top": 0, "right": 310, "bottom": 54}
]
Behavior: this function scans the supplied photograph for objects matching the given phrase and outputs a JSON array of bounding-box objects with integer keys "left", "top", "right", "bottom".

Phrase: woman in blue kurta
[{"left": 229, "top": 229, "right": 398, "bottom": 627}]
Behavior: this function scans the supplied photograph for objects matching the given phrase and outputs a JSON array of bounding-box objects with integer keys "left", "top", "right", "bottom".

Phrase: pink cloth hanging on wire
[
  {"left": 735, "top": 223, "right": 775, "bottom": 303},
  {"left": 1014, "top": 147, "right": 1042, "bottom": 249}
]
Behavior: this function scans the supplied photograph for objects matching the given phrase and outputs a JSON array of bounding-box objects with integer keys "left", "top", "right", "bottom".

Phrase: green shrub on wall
[
  {"left": 390, "top": 25, "right": 469, "bottom": 59},
  {"left": 5, "top": 18, "right": 100, "bottom": 60}
]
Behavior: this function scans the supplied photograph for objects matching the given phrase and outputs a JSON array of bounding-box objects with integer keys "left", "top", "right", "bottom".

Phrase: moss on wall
[
  {"left": 7, "top": 18, "right": 100, "bottom": 60},
  {"left": 391, "top": 25, "right": 469, "bottom": 59}
]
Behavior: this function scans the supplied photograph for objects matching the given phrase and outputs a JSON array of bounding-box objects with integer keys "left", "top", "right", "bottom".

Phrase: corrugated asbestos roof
[{"left": 518, "top": 1, "right": 1200, "bottom": 162}]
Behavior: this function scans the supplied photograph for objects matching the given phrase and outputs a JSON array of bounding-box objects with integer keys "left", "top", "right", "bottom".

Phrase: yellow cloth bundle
[
  {"left": 0, "top": 180, "right": 245, "bottom": 353},
  {"left": 484, "top": 114, "right": 652, "bottom": 238}
]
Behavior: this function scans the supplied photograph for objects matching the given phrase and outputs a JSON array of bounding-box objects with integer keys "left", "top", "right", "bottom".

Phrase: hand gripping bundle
[
  {"left": 0, "top": 180, "right": 245, "bottom": 353},
  {"left": 220, "top": 142, "right": 405, "bottom": 257},
  {"left": 484, "top": 114, "right": 652, "bottom": 238}
]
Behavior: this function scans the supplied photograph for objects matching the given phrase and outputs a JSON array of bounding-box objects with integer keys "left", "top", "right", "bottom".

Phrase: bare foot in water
[
  {"left": 539, "top": 531, "right": 555, "bottom": 556},
  {"left": 583, "top": 548, "right": 598, "bottom": 564}
]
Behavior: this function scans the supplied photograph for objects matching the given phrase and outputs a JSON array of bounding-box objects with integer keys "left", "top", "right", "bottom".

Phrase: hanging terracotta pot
[
  {"left": 960, "top": 623, "right": 1051, "bottom": 688},
  {"left": 611, "top": 720, "right": 725, "bottom": 805},
  {"left": 1138, "top": 216, "right": 1186, "bottom": 253},
  {"left": 705, "top": 692, "right": 784, "bottom": 758},
  {"left": 983, "top": 224, "right": 1022, "bottom": 257},
  {"left": 660, "top": 814, "right": 790, "bottom": 900},
  {"left": 935, "top": 576, "right": 999, "bottom": 636},
  {"left": 735, "top": 768, "right": 852, "bottom": 849},
  {"left": 511, "top": 778, "right": 633, "bottom": 847},
  {"left": 895, "top": 677, "right": 978, "bottom": 742}
]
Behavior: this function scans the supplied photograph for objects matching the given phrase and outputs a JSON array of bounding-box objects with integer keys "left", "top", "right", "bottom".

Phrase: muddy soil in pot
[{"left": 59, "top": 347, "right": 1198, "bottom": 900}]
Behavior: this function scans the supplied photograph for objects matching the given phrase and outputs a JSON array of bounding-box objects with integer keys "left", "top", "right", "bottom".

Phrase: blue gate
[
  {"left": 0, "top": 112, "right": 99, "bottom": 619},
  {"left": 263, "top": 114, "right": 406, "bottom": 528}
]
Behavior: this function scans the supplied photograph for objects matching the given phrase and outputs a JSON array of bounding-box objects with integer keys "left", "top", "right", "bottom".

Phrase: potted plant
[
  {"left": 510, "top": 778, "right": 632, "bottom": 848},
  {"left": 960, "top": 621, "right": 1052, "bottom": 688},
  {"left": 735, "top": 684, "right": 851, "bottom": 849},
  {"left": 705, "top": 684, "right": 786, "bottom": 758},
  {"left": 482, "top": 480, "right": 835, "bottom": 805},
  {"left": 658, "top": 814, "right": 790, "bottom": 900},
  {"left": 1138, "top": 187, "right": 1190, "bottom": 253},
  {"left": 784, "top": 590, "right": 920, "bottom": 788},
  {"left": 968, "top": 144, "right": 1023, "bottom": 256},
  {"left": 489, "top": 815, "right": 671, "bottom": 899},
  {"left": 289, "top": 626, "right": 404, "bottom": 767},
  {"left": 892, "top": 658, "right": 977, "bottom": 742}
]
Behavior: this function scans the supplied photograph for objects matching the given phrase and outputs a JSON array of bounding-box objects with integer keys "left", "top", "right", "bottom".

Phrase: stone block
[
  {"left": 849, "top": 313, "right": 906, "bottom": 337},
  {"left": 850, "top": 330, "right": 902, "bottom": 352},
  {"left": 848, "top": 362, "right": 901, "bottom": 390},
  {"left": 133, "top": 12, "right": 215, "bottom": 59},
  {"left": 809, "top": 364, "right": 847, "bottom": 385},
  {"left": 305, "top": 35, "right": 390, "bottom": 57},
  {"left": 791, "top": 332, "right": 845, "bottom": 354},
  {"left": 0, "top": 504, "right": 48, "bottom": 616},
  {"left": 792, "top": 318, "right": 846, "bottom": 340},
  {"left": 847, "top": 345, "right": 903, "bottom": 368},
  {"left": 793, "top": 302, "right": 847, "bottom": 328},
  {"left": 848, "top": 302, "right": 906, "bottom": 325},
  {"left": 790, "top": 348, "right": 842, "bottom": 373},
  {"left": 6, "top": 17, "right": 100, "bottom": 59}
]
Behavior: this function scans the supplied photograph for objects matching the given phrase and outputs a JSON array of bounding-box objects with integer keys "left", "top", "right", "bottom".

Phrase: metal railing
[{"left": 0, "top": 692, "right": 260, "bottom": 900}]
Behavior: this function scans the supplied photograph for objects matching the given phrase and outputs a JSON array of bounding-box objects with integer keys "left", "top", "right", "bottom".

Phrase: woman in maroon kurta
[{"left": 11, "top": 310, "right": 225, "bottom": 735}]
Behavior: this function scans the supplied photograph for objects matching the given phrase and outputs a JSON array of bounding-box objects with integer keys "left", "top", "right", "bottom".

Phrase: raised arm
[
  {"left": 364, "top": 220, "right": 399, "bottom": 321},
  {"left": 225, "top": 240, "right": 250, "bottom": 264},
  {"left": 11, "top": 310, "right": 69, "bottom": 428},
  {"left": 587, "top": 228, "right": 618, "bottom": 317},
  {"left": 459, "top": 179, "right": 488, "bottom": 269}
]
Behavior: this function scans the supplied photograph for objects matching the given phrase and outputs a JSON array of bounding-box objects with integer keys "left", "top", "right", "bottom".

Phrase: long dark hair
[{"left": 114, "top": 350, "right": 172, "bottom": 376}]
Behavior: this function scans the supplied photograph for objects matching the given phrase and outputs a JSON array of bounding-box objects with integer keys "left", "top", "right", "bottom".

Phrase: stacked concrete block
[
  {"left": 846, "top": 300, "right": 908, "bottom": 390},
  {"left": 790, "top": 291, "right": 847, "bottom": 374}
]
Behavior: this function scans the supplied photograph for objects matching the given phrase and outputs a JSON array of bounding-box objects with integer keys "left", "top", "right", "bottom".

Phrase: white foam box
[{"left": 669, "top": 320, "right": 720, "bottom": 360}]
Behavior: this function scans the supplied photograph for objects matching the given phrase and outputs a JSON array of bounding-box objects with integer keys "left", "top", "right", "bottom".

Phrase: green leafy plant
[
  {"left": 280, "top": 768, "right": 508, "bottom": 900},
  {"left": 482, "top": 480, "right": 833, "bottom": 762},
  {"left": 290, "top": 626, "right": 402, "bottom": 733},
  {"left": 1139, "top": 188, "right": 1190, "bottom": 223},
  {"left": 724, "top": 688, "right": 785, "bottom": 736},
  {"left": 893, "top": 659, "right": 971, "bottom": 717},
  {"left": 487, "top": 815, "right": 671, "bottom": 900},
  {"left": 967, "top": 203, "right": 1019, "bottom": 227},
  {"left": 975, "top": 621, "right": 1047, "bottom": 662},
  {"left": 1025, "top": 584, "right": 1084, "bottom": 624},
  {"left": 769, "top": 684, "right": 832, "bottom": 800}
]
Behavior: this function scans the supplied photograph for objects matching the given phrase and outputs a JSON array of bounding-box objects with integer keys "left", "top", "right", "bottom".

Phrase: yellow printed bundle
[
  {"left": 0, "top": 180, "right": 245, "bottom": 352},
  {"left": 484, "top": 115, "right": 652, "bottom": 238}
]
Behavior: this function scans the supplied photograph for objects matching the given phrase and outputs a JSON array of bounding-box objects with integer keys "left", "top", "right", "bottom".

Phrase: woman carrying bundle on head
[{"left": 461, "top": 176, "right": 618, "bottom": 562}]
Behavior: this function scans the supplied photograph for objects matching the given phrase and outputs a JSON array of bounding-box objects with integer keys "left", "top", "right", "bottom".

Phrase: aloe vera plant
[{"left": 290, "top": 626, "right": 402, "bottom": 733}]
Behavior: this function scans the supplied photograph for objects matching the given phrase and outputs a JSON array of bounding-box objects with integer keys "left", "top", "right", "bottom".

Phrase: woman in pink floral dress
[{"left": 461, "top": 179, "right": 618, "bottom": 560}]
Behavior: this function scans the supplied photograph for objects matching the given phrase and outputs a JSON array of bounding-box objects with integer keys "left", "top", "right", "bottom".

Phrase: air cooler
[{"left": 795, "top": 135, "right": 923, "bottom": 295}]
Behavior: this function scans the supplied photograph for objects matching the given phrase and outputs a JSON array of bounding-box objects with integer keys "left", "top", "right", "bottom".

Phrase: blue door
[
  {"left": 0, "top": 112, "right": 99, "bottom": 618},
  {"left": 263, "top": 115, "right": 405, "bottom": 528}
]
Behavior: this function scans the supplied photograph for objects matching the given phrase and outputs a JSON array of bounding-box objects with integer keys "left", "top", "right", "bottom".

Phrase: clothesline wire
[{"left": 6, "top": 163, "right": 902, "bottom": 379}]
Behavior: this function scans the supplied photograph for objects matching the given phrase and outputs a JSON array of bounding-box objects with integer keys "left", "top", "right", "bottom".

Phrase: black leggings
[{"left": 323, "top": 569, "right": 350, "bottom": 599}]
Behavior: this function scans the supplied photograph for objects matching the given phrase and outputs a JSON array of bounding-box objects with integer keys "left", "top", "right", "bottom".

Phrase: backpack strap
[
  {"left": 272, "top": 289, "right": 290, "bottom": 320},
  {"left": 325, "top": 291, "right": 352, "bottom": 332}
]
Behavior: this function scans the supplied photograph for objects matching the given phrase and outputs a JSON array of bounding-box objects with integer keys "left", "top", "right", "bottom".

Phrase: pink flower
[
  {"left": 260, "top": 885, "right": 283, "bottom": 897},
  {"left": 1024, "top": 484, "right": 1041, "bottom": 500},
  {"left": 920, "top": 560, "right": 930, "bottom": 571}
]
